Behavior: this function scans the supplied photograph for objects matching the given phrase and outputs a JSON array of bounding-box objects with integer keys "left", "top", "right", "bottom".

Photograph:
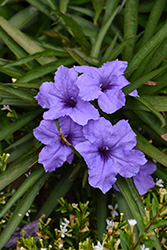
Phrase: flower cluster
[{"left": 33, "top": 60, "right": 156, "bottom": 195}]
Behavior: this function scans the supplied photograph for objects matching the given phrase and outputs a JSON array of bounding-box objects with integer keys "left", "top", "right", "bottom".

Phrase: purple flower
[
  {"left": 74, "top": 60, "right": 138, "bottom": 114},
  {"left": 75, "top": 117, "right": 146, "bottom": 194},
  {"left": 33, "top": 116, "right": 85, "bottom": 172},
  {"left": 35, "top": 65, "right": 99, "bottom": 125},
  {"left": 133, "top": 161, "right": 156, "bottom": 195}
]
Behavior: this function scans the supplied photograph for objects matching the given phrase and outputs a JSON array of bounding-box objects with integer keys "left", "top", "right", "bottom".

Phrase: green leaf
[
  {"left": 129, "top": 42, "right": 160, "bottom": 82},
  {"left": 65, "top": 48, "right": 88, "bottom": 65},
  {"left": 138, "top": 0, "right": 166, "bottom": 49},
  {"left": 16, "top": 58, "right": 75, "bottom": 83},
  {"left": 3, "top": 49, "right": 65, "bottom": 68},
  {"left": 152, "top": 196, "right": 157, "bottom": 218},
  {"left": 0, "top": 150, "right": 38, "bottom": 191},
  {"left": 119, "top": 230, "right": 130, "bottom": 250},
  {"left": 0, "top": 166, "right": 44, "bottom": 217},
  {"left": 51, "top": 10, "right": 90, "bottom": 51},
  {"left": 91, "top": 5, "right": 120, "bottom": 58},
  {"left": 122, "top": 0, "right": 139, "bottom": 61},
  {"left": 97, "top": 190, "right": 107, "bottom": 240},
  {"left": 139, "top": 70, "right": 167, "bottom": 95},
  {"left": 104, "top": 33, "right": 142, "bottom": 62},
  {"left": 26, "top": 0, "right": 57, "bottom": 21},
  {"left": 0, "top": 67, "right": 22, "bottom": 78},
  {"left": 134, "top": 110, "right": 167, "bottom": 137},
  {"left": 0, "top": 84, "right": 36, "bottom": 103},
  {"left": 92, "top": 0, "right": 105, "bottom": 24},
  {"left": 0, "top": 172, "right": 49, "bottom": 249},
  {"left": 102, "top": 0, "right": 119, "bottom": 24},
  {"left": 136, "top": 130, "right": 167, "bottom": 167},
  {"left": 59, "top": 0, "right": 69, "bottom": 14},
  {"left": 136, "top": 97, "right": 166, "bottom": 127},
  {"left": 5, "top": 132, "right": 33, "bottom": 151},
  {"left": 126, "top": 21, "right": 167, "bottom": 78},
  {"left": 102, "top": 32, "right": 118, "bottom": 63},
  {"left": 116, "top": 175, "right": 145, "bottom": 233},
  {"left": 0, "top": 16, "right": 55, "bottom": 65},
  {"left": 8, "top": 5, "right": 38, "bottom": 30},
  {"left": 123, "top": 63, "right": 167, "bottom": 95},
  {"left": 0, "top": 108, "right": 42, "bottom": 141},
  {"left": 36, "top": 166, "right": 79, "bottom": 219},
  {"left": 143, "top": 37, "right": 167, "bottom": 75},
  {"left": 0, "top": 27, "right": 37, "bottom": 69}
]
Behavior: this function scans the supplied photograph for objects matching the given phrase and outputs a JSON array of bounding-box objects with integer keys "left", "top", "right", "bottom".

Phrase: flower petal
[
  {"left": 33, "top": 120, "right": 58, "bottom": 145},
  {"left": 39, "top": 144, "right": 73, "bottom": 172},
  {"left": 98, "top": 89, "right": 125, "bottom": 114}
]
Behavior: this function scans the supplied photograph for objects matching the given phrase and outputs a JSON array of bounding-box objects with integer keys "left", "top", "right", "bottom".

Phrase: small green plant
[{"left": 13, "top": 185, "right": 167, "bottom": 250}]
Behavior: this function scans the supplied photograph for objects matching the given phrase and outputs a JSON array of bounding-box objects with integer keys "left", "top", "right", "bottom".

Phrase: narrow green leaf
[
  {"left": 104, "top": 33, "right": 142, "bottom": 62},
  {"left": 125, "top": 178, "right": 146, "bottom": 217},
  {"left": 97, "top": 190, "right": 107, "bottom": 240},
  {"left": 91, "top": 5, "right": 120, "bottom": 58},
  {"left": 0, "top": 108, "right": 42, "bottom": 141},
  {"left": 136, "top": 130, "right": 167, "bottom": 167},
  {"left": 51, "top": 10, "right": 90, "bottom": 51},
  {"left": 152, "top": 197, "right": 157, "bottom": 218},
  {"left": 0, "top": 16, "right": 55, "bottom": 65},
  {"left": 3, "top": 50, "right": 62, "bottom": 68},
  {"left": 126, "top": 21, "right": 167, "bottom": 78},
  {"left": 129, "top": 42, "right": 160, "bottom": 82},
  {"left": 59, "top": 0, "right": 69, "bottom": 14},
  {"left": 0, "top": 173, "right": 49, "bottom": 249},
  {"left": 116, "top": 176, "right": 145, "bottom": 232},
  {"left": 0, "top": 166, "right": 44, "bottom": 217},
  {"left": 16, "top": 58, "right": 75, "bottom": 83},
  {"left": 68, "top": 6, "right": 94, "bottom": 17},
  {"left": 3, "top": 82, "right": 41, "bottom": 89},
  {"left": 139, "top": 0, "right": 166, "bottom": 48},
  {"left": 0, "top": 67, "right": 22, "bottom": 78},
  {"left": 0, "top": 150, "right": 38, "bottom": 191},
  {"left": 139, "top": 70, "right": 167, "bottom": 95},
  {"left": 9, "top": 6, "right": 38, "bottom": 30},
  {"left": 26, "top": 0, "right": 56, "bottom": 21},
  {"left": 123, "top": 63, "right": 167, "bottom": 95},
  {"left": 122, "top": 0, "right": 139, "bottom": 61},
  {"left": 36, "top": 166, "right": 79, "bottom": 219},
  {"left": 134, "top": 110, "right": 166, "bottom": 136},
  {"left": 0, "top": 27, "right": 37, "bottom": 69},
  {"left": 0, "top": 84, "right": 36, "bottom": 103},
  {"left": 5, "top": 132, "right": 33, "bottom": 151},
  {"left": 102, "top": 32, "right": 118, "bottom": 63},
  {"left": 102, "top": 0, "right": 119, "bottom": 24},
  {"left": 0, "top": 0, "right": 10, "bottom": 6},
  {"left": 119, "top": 230, "right": 130, "bottom": 250},
  {"left": 143, "top": 37, "right": 167, "bottom": 75},
  {"left": 70, "top": 48, "right": 99, "bottom": 66},
  {"left": 65, "top": 48, "right": 88, "bottom": 65},
  {"left": 45, "top": 0, "right": 58, "bottom": 9},
  {"left": 92, "top": 0, "right": 105, "bottom": 24},
  {"left": 136, "top": 97, "right": 166, "bottom": 127}
]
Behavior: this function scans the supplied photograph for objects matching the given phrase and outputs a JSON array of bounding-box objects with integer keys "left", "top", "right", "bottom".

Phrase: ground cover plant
[{"left": 0, "top": 0, "right": 167, "bottom": 249}]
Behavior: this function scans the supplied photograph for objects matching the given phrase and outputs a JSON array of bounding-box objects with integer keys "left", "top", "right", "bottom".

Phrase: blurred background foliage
[{"left": 0, "top": 0, "right": 167, "bottom": 249}]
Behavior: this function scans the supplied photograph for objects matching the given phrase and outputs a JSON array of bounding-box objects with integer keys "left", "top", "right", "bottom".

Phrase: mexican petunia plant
[{"left": 34, "top": 61, "right": 156, "bottom": 195}]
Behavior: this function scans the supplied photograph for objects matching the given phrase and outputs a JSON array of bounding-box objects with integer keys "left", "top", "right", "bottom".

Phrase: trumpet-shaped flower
[
  {"left": 75, "top": 117, "right": 147, "bottom": 193},
  {"left": 133, "top": 161, "right": 156, "bottom": 195},
  {"left": 35, "top": 65, "right": 99, "bottom": 125},
  {"left": 74, "top": 60, "right": 138, "bottom": 114},
  {"left": 33, "top": 116, "right": 85, "bottom": 172}
]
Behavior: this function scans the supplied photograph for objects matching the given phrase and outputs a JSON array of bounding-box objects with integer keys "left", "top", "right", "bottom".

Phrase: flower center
[
  {"left": 99, "top": 81, "right": 111, "bottom": 92},
  {"left": 98, "top": 146, "right": 110, "bottom": 159},
  {"left": 64, "top": 97, "right": 77, "bottom": 108},
  {"left": 58, "top": 128, "right": 71, "bottom": 146}
]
